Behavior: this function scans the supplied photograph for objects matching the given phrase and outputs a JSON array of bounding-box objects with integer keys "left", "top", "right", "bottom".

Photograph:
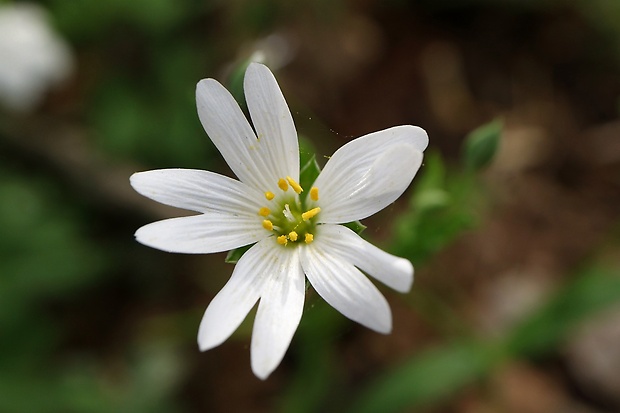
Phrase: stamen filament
[
  {"left": 265, "top": 191, "right": 275, "bottom": 200},
  {"left": 258, "top": 207, "right": 270, "bottom": 217},
  {"left": 278, "top": 178, "right": 289, "bottom": 191},
  {"left": 286, "top": 176, "right": 303, "bottom": 194},
  {"left": 310, "top": 187, "right": 319, "bottom": 201},
  {"left": 262, "top": 220, "right": 274, "bottom": 231},
  {"left": 301, "top": 207, "right": 321, "bottom": 221}
]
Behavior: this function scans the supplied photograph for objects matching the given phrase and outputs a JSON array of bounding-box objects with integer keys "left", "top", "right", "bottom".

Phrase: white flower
[
  {"left": 0, "top": 3, "right": 73, "bottom": 112},
  {"left": 130, "top": 63, "right": 428, "bottom": 379}
]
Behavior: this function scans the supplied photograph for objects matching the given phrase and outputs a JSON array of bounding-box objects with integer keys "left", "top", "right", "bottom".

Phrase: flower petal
[
  {"left": 314, "top": 224, "right": 413, "bottom": 293},
  {"left": 301, "top": 239, "right": 392, "bottom": 333},
  {"left": 135, "top": 214, "right": 265, "bottom": 254},
  {"left": 197, "top": 238, "right": 278, "bottom": 351},
  {"left": 251, "top": 247, "right": 305, "bottom": 379},
  {"left": 130, "top": 169, "right": 264, "bottom": 214},
  {"left": 196, "top": 77, "right": 274, "bottom": 191},
  {"left": 244, "top": 62, "right": 299, "bottom": 183},
  {"left": 312, "top": 125, "right": 427, "bottom": 223}
]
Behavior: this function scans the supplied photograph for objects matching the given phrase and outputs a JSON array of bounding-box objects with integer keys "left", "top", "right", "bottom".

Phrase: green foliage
[
  {"left": 278, "top": 300, "right": 349, "bottom": 413},
  {"left": 0, "top": 342, "right": 185, "bottom": 413},
  {"left": 462, "top": 118, "right": 503, "bottom": 171},
  {"left": 348, "top": 340, "right": 499, "bottom": 413},
  {"left": 506, "top": 266, "right": 620, "bottom": 356},
  {"left": 0, "top": 173, "right": 106, "bottom": 328},
  {"left": 342, "top": 220, "right": 367, "bottom": 235},
  {"left": 43, "top": 0, "right": 216, "bottom": 169},
  {"left": 392, "top": 151, "right": 481, "bottom": 263},
  {"left": 347, "top": 258, "right": 620, "bottom": 412},
  {"left": 49, "top": 0, "right": 189, "bottom": 41},
  {"left": 0, "top": 162, "right": 190, "bottom": 412},
  {"left": 225, "top": 244, "right": 252, "bottom": 264},
  {"left": 299, "top": 153, "right": 321, "bottom": 203},
  {"left": 88, "top": 41, "right": 211, "bottom": 168},
  {"left": 0, "top": 170, "right": 106, "bottom": 412}
]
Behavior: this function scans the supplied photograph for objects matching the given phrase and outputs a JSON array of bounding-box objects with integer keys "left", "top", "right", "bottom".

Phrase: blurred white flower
[
  {"left": 0, "top": 3, "right": 73, "bottom": 112},
  {"left": 131, "top": 63, "right": 428, "bottom": 379}
]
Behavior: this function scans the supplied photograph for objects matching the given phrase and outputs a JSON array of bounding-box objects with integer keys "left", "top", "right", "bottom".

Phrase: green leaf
[
  {"left": 347, "top": 340, "right": 500, "bottom": 413},
  {"left": 392, "top": 152, "right": 480, "bottom": 263},
  {"left": 343, "top": 220, "right": 367, "bottom": 235},
  {"left": 298, "top": 134, "right": 317, "bottom": 167},
  {"left": 462, "top": 118, "right": 503, "bottom": 170},
  {"left": 224, "top": 244, "right": 253, "bottom": 264},
  {"left": 411, "top": 151, "right": 450, "bottom": 212},
  {"left": 299, "top": 153, "right": 321, "bottom": 202}
]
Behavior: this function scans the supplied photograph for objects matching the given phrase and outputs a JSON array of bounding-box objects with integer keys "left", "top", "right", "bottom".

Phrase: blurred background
[{"left": 1, "top": 0, "right": 620, "bottom": 412}]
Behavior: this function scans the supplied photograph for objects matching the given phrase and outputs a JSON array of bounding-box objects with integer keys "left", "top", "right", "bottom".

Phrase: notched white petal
[
  {"left": 135, "top": 214, "right": 265, "bottom": 254},
  {"left": 316, "top": 142, "right": 423, "bottom": 223},
  {"left": 250, "top": 247, "right": 305, "bottom": 379},
  {"left": 244, "top": 63, "right": 299, "bottom": 183},
  {"left": 312, "top": 125, "right": 427, "bottom": 223},
  {"left": 301, "top": 242, "right": 392, "bottom": 334},
  {"left": 316, "top": 224, "right": 413, "bottom": 293},
  {"left": 196, "top": 78, "right": 273, "bottom": 190},
  {"left": 198, "top": 239, "right": 277, "bottom": 351},
  {"left": 130, "top": 169, "right": 263, "bottom": 214}
]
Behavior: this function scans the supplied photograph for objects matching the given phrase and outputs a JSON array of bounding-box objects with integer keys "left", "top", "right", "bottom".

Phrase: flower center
[{"left": 258, "top": 175, "right": 320, "bottom": 247}]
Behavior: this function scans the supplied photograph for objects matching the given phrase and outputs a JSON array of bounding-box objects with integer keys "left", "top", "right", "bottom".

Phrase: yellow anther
[
  {"left": 265, "top": 191, "right": 275, "bottom": 200},
  {"left": 305, "top": 233, "right": 314, "bottom": 244},
  {"left": 286, "top": 176, "right": 303, "bottom": 194},
  {"left": 288, "top": 231, "right": 298, "bottom": 242},
  {"left": 258, "top": 207, "right": 270, "bottom": 217},
  {"left": 278, "top": 178, "right": 289, "bottom": 191},
  {"left": 277, "top": 235, "right": 288, "bottom": 245},
  {"left": 301, "top": 207, "right": 321, "bottom": 221},
  {"left": 310, "top": 186, "right": 319, "bottom": 201},
  {"left": 262, "top": 220, "right": 274, "bottom": 231}
]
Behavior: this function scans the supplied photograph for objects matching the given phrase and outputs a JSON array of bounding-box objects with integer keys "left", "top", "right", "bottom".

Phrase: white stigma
[{"left": 282, "top": 204, "right": 295, "bottom": 222}]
